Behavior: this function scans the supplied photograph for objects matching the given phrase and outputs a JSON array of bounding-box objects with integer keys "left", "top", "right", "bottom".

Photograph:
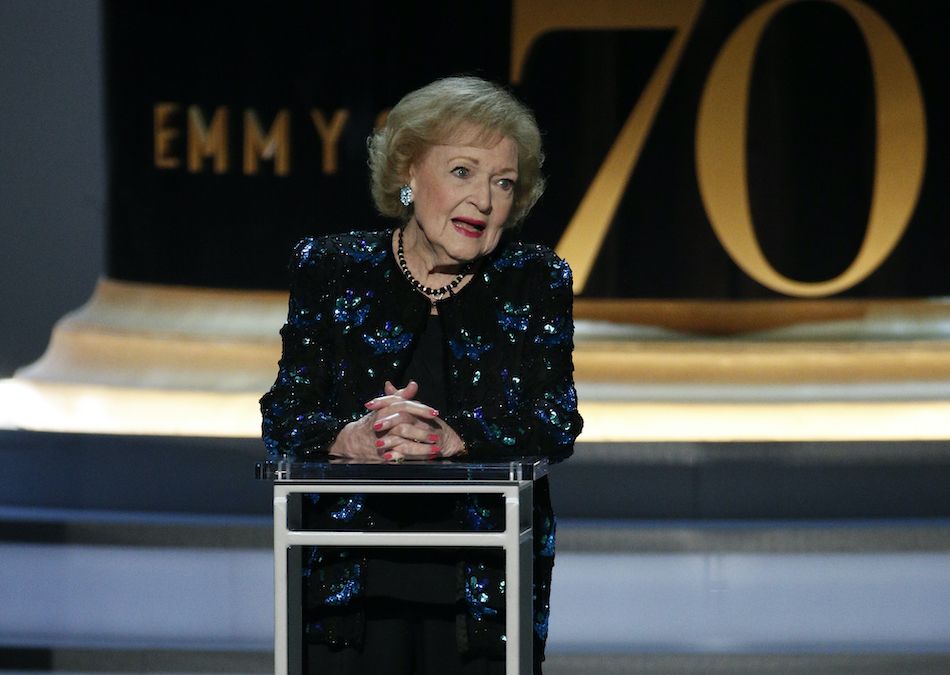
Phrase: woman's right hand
[
  {"left": 327, "top": 380, "right": 440, "bottom": 461},
  {"left": 373, "top": 381, "right": 467, "bottom": 462}
]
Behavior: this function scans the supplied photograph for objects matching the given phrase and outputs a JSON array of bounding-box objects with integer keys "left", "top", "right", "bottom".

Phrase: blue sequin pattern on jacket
[{"left": 260, "top": 229, "right": 582, "bottom": 657}]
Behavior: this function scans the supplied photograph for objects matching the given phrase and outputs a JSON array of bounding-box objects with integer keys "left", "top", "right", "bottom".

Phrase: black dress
[
  {"left": 261, "top": 229, "right": 582, "bottom": 672},
  {"left": 305, "top": 314, "right": 508, "bottom": 674},
  {"left": 364, "top": 312, "right": 455, "bottom": 601}
]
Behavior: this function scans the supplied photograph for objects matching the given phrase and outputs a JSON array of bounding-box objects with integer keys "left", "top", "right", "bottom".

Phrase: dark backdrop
[{"left": 104, "top": 0, "right": 948, "bottom": 298}]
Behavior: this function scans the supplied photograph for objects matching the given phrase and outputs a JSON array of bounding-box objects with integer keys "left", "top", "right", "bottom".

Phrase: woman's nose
[{"left": 470, "top": 180, "right": 492, "bottom": 214}]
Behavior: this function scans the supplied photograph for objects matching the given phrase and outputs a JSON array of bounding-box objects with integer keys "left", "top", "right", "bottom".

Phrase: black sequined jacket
[{"left": 260, "top": 229, "right": 583, "bottom": 659}]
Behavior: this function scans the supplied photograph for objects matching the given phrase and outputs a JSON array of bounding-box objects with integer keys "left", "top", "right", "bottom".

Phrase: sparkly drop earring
[{"left": 399, "top": 184, "right": 413, "bottom": 207}]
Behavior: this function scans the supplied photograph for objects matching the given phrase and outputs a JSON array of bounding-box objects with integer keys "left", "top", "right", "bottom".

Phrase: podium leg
[
  {"left": 274, "top": 491, "right": 288, "bottom": 675},
  {"left": 505, "top": 483, "right": 533, "bottom": 674}
]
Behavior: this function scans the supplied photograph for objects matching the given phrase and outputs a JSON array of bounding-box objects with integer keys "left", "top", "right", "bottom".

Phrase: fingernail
[
  {"left": 375, "top": 439, "right": 386, "bottom": 448},
  {"left": 430, "top": 409, "right": 439, "bottom": 417},
  {"left": 373, "top": 422, "right": 384, "bottom": 431},
  {"left": 431, "top": 446, "right": 442, "bottom": 455},
  {"left": 364, "top": 401, "right": 374, "bottom": 409},
  {"left": 427, "top": 434, "right": 439, "bottom": 442},
  {"left": 383, "top": 452, "right": 393, "bottom": 460}
]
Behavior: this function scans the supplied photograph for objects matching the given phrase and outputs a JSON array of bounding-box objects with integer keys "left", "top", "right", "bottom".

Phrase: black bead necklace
[{"left": 397, "top": 228, "right": 469, "bottom": 303}]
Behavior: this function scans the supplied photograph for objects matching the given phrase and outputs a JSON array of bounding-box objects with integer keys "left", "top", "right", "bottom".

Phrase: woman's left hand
[{"left": 365, "top": 381, "right": 467, "bottom": 462}]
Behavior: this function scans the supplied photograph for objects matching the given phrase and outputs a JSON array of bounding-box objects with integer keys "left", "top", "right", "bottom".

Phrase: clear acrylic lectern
[{"left": 257, "top": 458, "right": 548, "bottom": 674}]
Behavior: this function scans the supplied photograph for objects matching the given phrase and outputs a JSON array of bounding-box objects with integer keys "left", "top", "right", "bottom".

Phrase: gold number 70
[{"left": 511, "top": 0, "right": 927, "bottom": 298}]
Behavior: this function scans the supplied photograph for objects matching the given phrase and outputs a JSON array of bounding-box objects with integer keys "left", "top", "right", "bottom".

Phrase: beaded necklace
[{"left": 397, "top": 228, "right": 470, "bottom": 304}]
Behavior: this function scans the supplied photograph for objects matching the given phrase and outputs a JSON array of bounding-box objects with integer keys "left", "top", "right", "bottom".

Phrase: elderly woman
[{"left": 261, "top": 76, "right": 582, "bottom": 674}]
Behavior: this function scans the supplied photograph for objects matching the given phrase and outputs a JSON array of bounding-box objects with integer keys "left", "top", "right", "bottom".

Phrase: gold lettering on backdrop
[
  {"left": 511, "top": 0, "right": 704, "bottom": 293},
  {"left": 153, "top": 103, "right": 181, "bottom": 169},
  {"left": 309, "top": 108, "right": 350, "bottom": 175},
  {"left": 187, "top": 106, "right": 229, "bottom": 174},
  {"left": 243, "top": 109, "right": 291, "bottom": 176},
  {"left": 695, "top": 0, "right": 926, "bottom": 297}
]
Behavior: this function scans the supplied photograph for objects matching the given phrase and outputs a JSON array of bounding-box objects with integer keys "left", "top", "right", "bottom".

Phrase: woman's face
[{"left": 408, "top": 126, "right": 518, "bottom": 266}]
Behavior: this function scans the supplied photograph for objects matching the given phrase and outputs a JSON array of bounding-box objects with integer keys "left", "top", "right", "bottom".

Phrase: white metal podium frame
[{"left": 266, "top": 459, "right": 545, "bottom": 675}]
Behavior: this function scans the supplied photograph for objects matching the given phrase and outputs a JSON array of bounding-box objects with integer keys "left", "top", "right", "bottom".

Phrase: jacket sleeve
[
  {"left": 443, "top": 254, "right": 583, "bottom": 462},
  {"left": 259, "top": 238, "right": 348, "bottom": 460}
]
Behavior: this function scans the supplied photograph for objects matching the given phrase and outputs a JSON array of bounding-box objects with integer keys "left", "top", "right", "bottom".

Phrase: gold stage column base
[
  {"left": 2, "top": 277, "right": 284, "bottom": 437},
  {"left": 3, "top": 281, "right": 950, "bottom": 440},
  {"left": 0, "top": 379, "right": 262, "bottom": 438},
  {"left": 15, "top": 278, "right": 286, "bottom": 390},
  {"left": 4, "top": 377, "right": 950, "bottom": 441}
]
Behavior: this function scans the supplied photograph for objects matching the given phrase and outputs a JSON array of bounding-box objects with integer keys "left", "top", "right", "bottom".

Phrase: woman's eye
[
  {"left": 451, "top": 166, "right": 470, "bottom": 178},
  {"left": 497, "top": 178, "right": 515, "bottom": 191}
]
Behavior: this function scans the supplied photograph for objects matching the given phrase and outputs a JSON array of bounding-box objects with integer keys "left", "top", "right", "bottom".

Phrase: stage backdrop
[{"left": 106, "top": 0, "right": 944, "bottom": 301}]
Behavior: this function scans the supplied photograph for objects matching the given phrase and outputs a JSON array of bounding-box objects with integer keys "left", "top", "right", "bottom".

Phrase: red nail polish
[
  {"left": 430, "top": 409, "right": 439, "bottom": 416},
  {"left": 365, "top": 402, "right": 375, "bottom": 409},
  {"left": 428, "top": 434, "right": 439, "bottom": 442},
  {"left": 376, "top": 439, "right": 385, "bottom": 448},
  {"left": 383, "top": 452, "right": 393, "bottom": 460},
  {"left": 431, "top": 446, "right": 442, "bottom": 455},
  {"left": 373, "top": 422, "right": 384, "bottom": 431}
]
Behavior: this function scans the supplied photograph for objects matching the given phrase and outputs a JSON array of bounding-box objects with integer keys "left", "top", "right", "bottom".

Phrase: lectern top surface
[{"left": 256, "top": 457, "right": 548, "bottom": 482}]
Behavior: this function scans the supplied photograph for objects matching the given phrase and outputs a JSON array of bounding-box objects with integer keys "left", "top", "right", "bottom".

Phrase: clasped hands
[{"left": 328, "top": 380, "right": 466, "bottom": 462}]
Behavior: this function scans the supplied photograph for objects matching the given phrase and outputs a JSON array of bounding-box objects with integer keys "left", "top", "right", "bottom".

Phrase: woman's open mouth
[{"left": 452, "top": 217, "right": 486, "bottom": 238}]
